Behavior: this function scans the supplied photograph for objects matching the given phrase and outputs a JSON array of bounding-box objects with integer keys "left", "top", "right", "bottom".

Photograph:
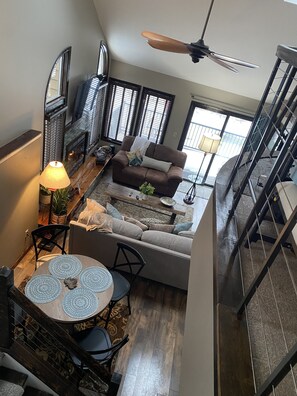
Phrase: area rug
[
  {"left": 87, "top": 173, "right": 194, "bottom": 225},
  {"left": 16, "top": 277, "right": 128, "bottom": 394}
]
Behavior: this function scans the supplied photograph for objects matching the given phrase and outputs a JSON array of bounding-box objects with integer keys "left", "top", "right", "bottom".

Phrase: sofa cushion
[
  {"left": 178, "top": 230, "right": 196, "bottom": 239},
  {"left": 112, "top": 218, "right": 143, "bottom": 240},
  {"left": 153, "top": 144, "right": 187, "bottom": 168},
  {"left": 141, "top": 155, "right": 172, "bottom": 173},
  {"left": 149, "top": 223, "right": 175, "bottom": 233},
  {"left": 106, "top": 202, "right": 123, "bottom": 220},
  {"left": 141, "top": 230, "right": 192, "bottom": 255}
]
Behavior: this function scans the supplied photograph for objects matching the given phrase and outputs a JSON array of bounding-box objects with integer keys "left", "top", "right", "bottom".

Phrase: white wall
[
  {"left": 0, "top": 0, "right": 105, "bottom": 147},
  {"left": 0, "top": 0, "right": 105, "bottom": 267},
  {"left": 110, "top": 60, "right": 259, "bottom": 150},
  {"left": 180, "top": 192, "right": 215, "bottom": 396}
]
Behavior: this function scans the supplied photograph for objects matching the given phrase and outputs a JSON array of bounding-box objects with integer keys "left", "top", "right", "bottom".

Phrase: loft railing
[
  {"left": 216, "top": 45, "right": 297, "bottom": 396},
  {"left": 0, "top": 267, "right": 116, "bottom": 396}
]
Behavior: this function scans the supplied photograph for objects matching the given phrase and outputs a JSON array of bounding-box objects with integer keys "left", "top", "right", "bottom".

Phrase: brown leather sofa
[{"left": 112, "top": 136, "right": 187, "bottom": 197}]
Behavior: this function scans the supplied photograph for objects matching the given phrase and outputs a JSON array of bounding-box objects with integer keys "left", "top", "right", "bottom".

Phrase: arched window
[
  {"left": 43, "top": 47, "right": 71, "bottom": 169},
  {"left": 97, "top": 41, "right": 109, "bottom": 81}
]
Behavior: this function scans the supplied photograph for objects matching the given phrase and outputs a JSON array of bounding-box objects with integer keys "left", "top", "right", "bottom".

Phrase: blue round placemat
[
  {"left": 80, "top": 266, "right": 113, "bottom": 293},
  {"left": 25, "top": 275, "right": 62, "bottom": 304},
  {"left": 62, "top": 288, "right": 98, "bottom": 319},
  {"left": 48, "top": 255, "right": 82, "bottom": 279}
]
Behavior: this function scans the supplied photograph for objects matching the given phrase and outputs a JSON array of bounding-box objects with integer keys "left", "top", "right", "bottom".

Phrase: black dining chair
[
  {"left": 31, "top": 224, "right": 70, "bottom": 269},
  {"left": 104, "top": 242, "right": 146, "bottom": 328},
  {"left": 71, "top": 326, "right": 129, "bottom": 373}
]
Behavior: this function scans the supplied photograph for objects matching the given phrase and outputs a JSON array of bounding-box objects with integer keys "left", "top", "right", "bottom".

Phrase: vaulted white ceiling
[{"left": 93, "top": 0, "right": 297, "bottom": 101}]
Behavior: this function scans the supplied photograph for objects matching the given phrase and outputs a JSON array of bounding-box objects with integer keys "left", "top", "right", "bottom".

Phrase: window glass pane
[
  {"left": 46, "top": 56, "right": 62, "bottom": 103},
  {"left": 204, "top": 116, "right": 252, "bottom": 185}
]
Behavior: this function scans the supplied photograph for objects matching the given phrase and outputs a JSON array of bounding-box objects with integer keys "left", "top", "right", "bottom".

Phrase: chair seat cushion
[
  {"left": 72, "top": 327, "right": 112, "bottom": 364},
  {"left": 110, "top": 270, "right": 131, "bottom": 301}
]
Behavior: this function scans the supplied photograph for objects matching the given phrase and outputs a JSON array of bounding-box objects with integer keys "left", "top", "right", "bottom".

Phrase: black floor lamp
[{"left": 183, "top": 133, "right": 221, "bottom": 205}]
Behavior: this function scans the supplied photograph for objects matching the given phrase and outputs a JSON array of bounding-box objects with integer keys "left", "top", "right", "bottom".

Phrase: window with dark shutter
[
  {"left": 135, "top": 88, "right": 175, "bottom": 144},
  {"left": 103, "top": 78, "right": 141, "bottom": 142}
]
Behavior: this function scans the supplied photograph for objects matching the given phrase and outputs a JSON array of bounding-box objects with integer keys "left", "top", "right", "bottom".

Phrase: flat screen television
[{"left": 72, "top": 75, "right": 101, "bottom": 122}]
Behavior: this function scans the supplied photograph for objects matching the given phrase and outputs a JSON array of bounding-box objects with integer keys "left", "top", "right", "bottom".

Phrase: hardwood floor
[
  {"left": 13, "top": 171, "right": 212, "bottom": 395},
  {"left": 115, "top": 278, "right": 187, "bottom": 396}
]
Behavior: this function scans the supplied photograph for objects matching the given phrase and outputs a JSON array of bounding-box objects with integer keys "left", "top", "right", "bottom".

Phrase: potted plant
[
  {"left": 51, "top": 187, "right": 70, "bottom": 224},
  {"left": 139, "top": 182, "right": 155, "bottom": 199},
  {"left": 39, "top": 185, "right": 51, "bottom": 205}
]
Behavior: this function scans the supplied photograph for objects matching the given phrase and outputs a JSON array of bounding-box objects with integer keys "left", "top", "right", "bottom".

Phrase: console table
[{"left": 38, "top": 155, "right": 112, "bottom": 226}]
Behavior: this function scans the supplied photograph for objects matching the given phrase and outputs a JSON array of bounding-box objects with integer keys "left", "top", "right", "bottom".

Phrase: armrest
[
  {"left": 167, "top": 166, "right": 183, "bottom": 182},
  {"left": 112, "top": 150, "right": 129, "bottom": 168}
]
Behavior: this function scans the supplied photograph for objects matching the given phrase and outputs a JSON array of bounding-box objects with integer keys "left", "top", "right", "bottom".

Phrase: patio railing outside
[{"left": 183, "top": 121, "right": 247, "bottom": 184}]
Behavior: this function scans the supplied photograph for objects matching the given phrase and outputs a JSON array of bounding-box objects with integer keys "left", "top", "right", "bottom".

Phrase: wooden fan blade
[
  {"left": 212, "top": 52, "right": 259, "bottom": 69},
  {"left": 147, "top": 38, "right": 190, "bottom": 54},
  {"left": 207, "top": 53, "right": 238, "bottom": 72},
  {"left": 142, "top": 31, "right": 187, "bottom": 46}
]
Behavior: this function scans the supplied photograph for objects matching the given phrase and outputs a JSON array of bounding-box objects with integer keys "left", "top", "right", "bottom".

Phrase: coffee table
[{"left": 105, "top": 183, "right": 186, "bottom": 224}]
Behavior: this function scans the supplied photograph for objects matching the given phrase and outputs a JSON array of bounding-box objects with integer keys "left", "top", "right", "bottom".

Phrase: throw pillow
[
  {"left": 141, "top": 156, "right": 172, "bottom": 173},
  {"left": 124, "top": 216, "right": 148, "bottom": 231},
  {"left": 78, "top": 210, "right": 113, "bottom": 232},
  {"left": 86, "top": 198, "right": 106, "bottom": 213},
  {"left": 112, "top": 218, "right": 143, "bottom": 240},
  {"left": 126, "top": 150, "right": 143, "bottom": 166},
  {"left": 173, "top": 221, "right": 193, "bottom": 235},
  {"left": 106, "top": 202, "right": 123, "bottom": 220},
  {"left": 149, "top": 223, "right": 174, "bottom": 233}
]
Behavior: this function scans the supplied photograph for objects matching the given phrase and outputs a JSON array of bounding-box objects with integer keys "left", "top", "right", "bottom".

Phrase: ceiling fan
[{"left": 141, "top": 0, "right": 258, "bottom": 73}]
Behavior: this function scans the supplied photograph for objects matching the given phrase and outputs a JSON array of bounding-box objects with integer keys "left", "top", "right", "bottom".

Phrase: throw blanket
[{"left": 130, "top": 136, "right": 151, "bottom": 155}]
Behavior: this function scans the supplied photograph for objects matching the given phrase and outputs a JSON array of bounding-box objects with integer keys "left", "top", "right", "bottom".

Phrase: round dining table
[{"left": 25, "top": 254, "right": 114, "bottom": 324}]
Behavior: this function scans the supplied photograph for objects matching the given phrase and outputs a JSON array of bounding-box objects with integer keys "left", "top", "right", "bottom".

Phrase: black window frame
[
  {"left": 134, "top": 87, "right": 175, "bottom": 144},
  {"left": 102, "top": 79, "right": 175, "bottom": 144},
  {"left": 102, "top": 78, "right": 141, "bottom": 143}
]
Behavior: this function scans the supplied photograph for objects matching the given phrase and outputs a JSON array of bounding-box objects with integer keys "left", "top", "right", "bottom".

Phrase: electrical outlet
[{"left": 25, "top": 229, "right": 30, "bottom": 237}]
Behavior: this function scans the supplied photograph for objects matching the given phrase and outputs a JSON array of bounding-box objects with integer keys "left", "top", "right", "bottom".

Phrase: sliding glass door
[{"left": 179, "top": 102, "right": 252, "bottom": 186}]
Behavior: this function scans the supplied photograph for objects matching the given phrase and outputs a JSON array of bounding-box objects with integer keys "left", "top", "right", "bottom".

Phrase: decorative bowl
[{"left": 160, "top": 197, "right": 176, "bottom": 207}]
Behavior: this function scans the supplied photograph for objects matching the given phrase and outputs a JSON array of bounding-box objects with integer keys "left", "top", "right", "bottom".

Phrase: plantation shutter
[
  {"left": 135, "top": 88, "right": 175, "bottom": 144},
  {"left": 43, "top": 108, "right": 67, "bottom": 169},
  {"left": 103, "top": 79, "right": 140, "bottom": 142}
]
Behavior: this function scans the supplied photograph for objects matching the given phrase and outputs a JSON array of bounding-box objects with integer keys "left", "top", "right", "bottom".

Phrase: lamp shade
[
  {"left": 198, "top": 133, "right": 221, "bottom": 154},
  {"left": 39, "top": 161, "right": 70, "bottom": 190}
]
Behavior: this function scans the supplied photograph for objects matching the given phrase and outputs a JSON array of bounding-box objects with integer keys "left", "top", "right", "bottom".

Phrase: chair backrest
[
  {"left": 91, "top": 334, "right": 129, "bottom": 370},
  {"left": 31, "top": 224, "right": 70, "bottom": 261},
  {"left": 112, "top": 242, "right": 146, "bottom": 286}
]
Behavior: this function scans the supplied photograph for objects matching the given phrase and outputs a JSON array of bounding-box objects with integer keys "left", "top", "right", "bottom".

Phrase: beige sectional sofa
[{"left": 69, "top": 218, "right": 192, "bottom": 290}]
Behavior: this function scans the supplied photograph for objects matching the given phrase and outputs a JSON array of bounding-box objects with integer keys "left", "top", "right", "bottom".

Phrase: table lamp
[
  {"left": 183, "top": 133, "right": 221, "bottom": 205},
  {"left": 39, "top": 161, "right": 71, "bottom": 224}
]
